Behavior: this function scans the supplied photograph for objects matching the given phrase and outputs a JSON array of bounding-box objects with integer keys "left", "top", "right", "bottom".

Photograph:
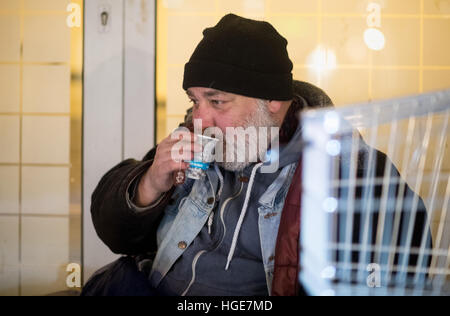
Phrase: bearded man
[{"left": 83, "top": 14, "right": 430, "bottom": 296}]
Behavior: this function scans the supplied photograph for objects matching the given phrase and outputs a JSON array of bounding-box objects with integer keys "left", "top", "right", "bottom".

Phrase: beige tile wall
[
  {"left": 20, "top": 216, "right": 69, "bottom": 296},
  {"left": 22, "top": 116, "right": 70, "bottom": 164},
  {"left": 0, "top": 166, "right": 20, "bottom": 214},
  {"left": 0, "top": 116, "right": 20, "bottom": 163},
  {"left": 424, "top": 0, "right": 450, "bottom": 15},
  {"left": 0, "top": 15, "right": 21, "bottom": 61},
  {"left": 23, "top": 65, "right": 70, "bottom": 113},
  {"left": 157, "top": 0, "right": 450, "bottom": 137},
  {"left": 21, "top": 167, "right": 69, "bottom": 215},
  {"left": 0, "top": 0, "right": 76, "bottom": 295},
  {"left": 0, "top": 216, "right": 20, "bottom": 295},
  {"left": 0, "top": 65, "right": 20, "bottom": 112},
  {"left": 23, "top": 14, "right": 70, "bottom": 63}
]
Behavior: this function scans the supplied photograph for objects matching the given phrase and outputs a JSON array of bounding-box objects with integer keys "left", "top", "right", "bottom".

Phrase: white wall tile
[
  {"left": 21, "top": 215, "right": 69, "bottom": 295},
  {"left": 0, "top": 215, "right": 20, "bottom": 295},
  {"left": 21, "top": 216, "right": 69, "bottom": 266},
  {"left": 0, "top": 216, "right": 19, "bottom": 265},
  {"left": 0, "top": 0, "right": 21, "bottom": 10},
  {"left": 0, "top": 265, "right": 19, "bottom": 296},
  {"left": 372, "top": 18, "right": 420, "bottom": 66},
  {"left": 423, "top": 70, "right": 450, "bottom": 93},
  {"left": 269, "top": 16, "right": 318, "bottom": 66},
  {"left": 372, "top": 69, "right": 420, "bottom": 100},
  {"left": 167, "top": 15, "right": 217, "bottom": 64},
  {"left": 424, "top": 0, "right": 450, "bottom": 15},
  {"left": 0, "top": 166, "right": 19, "bottom": 214},
  {"left": 322, "top": 0, "right": 420, "bottom": 14},
  {"left": 0, "top": 116, "right": 20, "bottom": 163},
  {"left": 162, "top": 0, "right": 214, "bottom": 11},
  {"left": 320, "top": 69, "right": 370, "bottom": 106},
  {"left": 23, "top": 0, "right": 70, "bottom": 11},
  {"left": 321, "top": 17, "right": 369, "bottom": 66},
  {"left": 217, "top": 0, "right": 265, "bottom": 14},
  {"left": 166, "top": 115, "right": 185, "bottom": 136},
  {"left": 20, "top": 263, "right": 68, "bottom": 296},
  {"left": 167, "top": 66, "right": 190, "bottom": 116},
  {"left": 424, "top": 18, "right": 450, "bottom": 66},
  {"left": 21, "top": 216, "right": 69, "bottom": 295},
  {"left": 322, "top": 0, "right": 366, "bottom": 13},
  {"left": 293, "top": 67, "right": 320, "bottom": 87},
  {"left": 0, "top": 15, "right": 20, "bottom": 62},
  {"left": 269, "top": 0, "right": 317, "bottom": 13},
  {"left": 23, "top": 14, "right": 70, "bottom": 63},
  {"left": 22, "top": 116, "right": 70, "bottom": 164},
  {"left": 23, "top": 65, "right": 70, "bottom": 113},
  {"left": 0, "top": 65, "right": 20, "bottom": 113},
  {"left": 22, "top": 166, "right": 69, "bottom": 215}
]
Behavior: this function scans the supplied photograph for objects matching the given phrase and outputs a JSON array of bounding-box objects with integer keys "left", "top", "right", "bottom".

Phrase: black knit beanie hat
[{"left": 183, "top": 14, "right": 293, "bottom": 101}]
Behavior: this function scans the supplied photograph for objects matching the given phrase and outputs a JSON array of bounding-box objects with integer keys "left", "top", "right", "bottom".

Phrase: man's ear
[{"left": 267, "top": 100, "right": 283, "bottom": 114}]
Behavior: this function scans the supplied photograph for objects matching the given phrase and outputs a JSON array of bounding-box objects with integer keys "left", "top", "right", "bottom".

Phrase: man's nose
[{"left": 193, "top": 102, "right": 214, "bottom": 128}]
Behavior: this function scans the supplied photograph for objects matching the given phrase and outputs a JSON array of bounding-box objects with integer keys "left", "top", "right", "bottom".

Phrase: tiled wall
[
  {"left": 157, "top": 0, "right": 450, "bottom": 139},
  {"left": 0, "top": 0, "right": 78, "bottom": 295},
  {"left": 156, "top": 0, "right": 450, "bottom": 252}
]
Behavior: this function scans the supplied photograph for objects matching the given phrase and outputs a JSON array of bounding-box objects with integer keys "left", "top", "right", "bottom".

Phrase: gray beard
[{"left": 218, "top": 102, "right": 278, "bottom": 172}]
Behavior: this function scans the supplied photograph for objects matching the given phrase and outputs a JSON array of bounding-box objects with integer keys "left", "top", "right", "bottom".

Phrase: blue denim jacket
[{"left": 149, "top": 162, "right": 298, "bottom": 295}]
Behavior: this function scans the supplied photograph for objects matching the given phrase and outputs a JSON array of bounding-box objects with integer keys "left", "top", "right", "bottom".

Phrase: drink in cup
[{"left": 186, "top": 134, "right": 219, "bottom": 180}]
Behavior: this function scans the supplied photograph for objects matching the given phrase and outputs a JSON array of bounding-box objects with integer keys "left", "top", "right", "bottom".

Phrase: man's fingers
[
  {"left": 159, "top": 138, "right": 198, "bottom": 152},
  {"left": 151, "top": 131, "right": 199, "bottom": 180},
  {"left": 156, "top": 148, "right": 193, "bottom": 163},
  {"left": 167, "top": 131, "right": 196, "bottom": 143},
  {"left": 167, "top": 160, "right": 190, "bottom": 172},
  {"left": 170, "top": 151, "right": 193, "bottom": 163},
  {"left": 162, "top": 141, "right": 201, "bottom": 159}
]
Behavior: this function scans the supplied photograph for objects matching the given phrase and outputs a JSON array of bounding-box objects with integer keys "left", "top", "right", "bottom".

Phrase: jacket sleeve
[
  {"left": 91, "top": 109, "right": 193, "bottom": 255},
  {"left": 90, "top": 147, "right": 175, "bottom": 255}
]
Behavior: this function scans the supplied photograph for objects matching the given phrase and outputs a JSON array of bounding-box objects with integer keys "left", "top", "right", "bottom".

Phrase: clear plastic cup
[{"left": 186, "top": 134, "right": 219, "bottom": 180}]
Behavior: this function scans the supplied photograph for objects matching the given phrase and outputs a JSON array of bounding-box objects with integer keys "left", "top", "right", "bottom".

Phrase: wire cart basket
[{"left": 299, "top": 89, "right": 450, "bottom": 296}]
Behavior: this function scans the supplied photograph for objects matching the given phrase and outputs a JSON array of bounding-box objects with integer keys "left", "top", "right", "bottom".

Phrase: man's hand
[{"left": 135, "top": 131, "right": 199, "bottom": 207}]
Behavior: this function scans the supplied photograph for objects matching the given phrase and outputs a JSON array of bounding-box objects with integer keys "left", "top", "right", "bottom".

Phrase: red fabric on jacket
[{"left": 271, "top": 158, "right": 302, "bottom": 296}]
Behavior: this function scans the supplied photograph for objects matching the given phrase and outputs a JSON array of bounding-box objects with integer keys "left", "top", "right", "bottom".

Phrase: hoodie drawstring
[
  {"left": 208, "top": 164, "right": 224, "bottom": 234},
  {"left": 225, "top": 162, "right": 264, "bottom": 270},
  {"left": 214, "top": 164, "right": 224, "bottom": 198}
]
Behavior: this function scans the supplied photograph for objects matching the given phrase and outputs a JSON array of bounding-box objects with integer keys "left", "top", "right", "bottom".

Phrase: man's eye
[
  {"left": 210, "top": 100, "right": 224, "bottom": 106},
  {"left": 189, "top": 99, "right": 199, "bottom": 106}
]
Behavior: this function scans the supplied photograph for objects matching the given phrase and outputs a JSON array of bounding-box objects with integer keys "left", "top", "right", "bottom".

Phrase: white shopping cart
[{"left": 299, "top": 89, "right": 450, "bottom": 296}]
